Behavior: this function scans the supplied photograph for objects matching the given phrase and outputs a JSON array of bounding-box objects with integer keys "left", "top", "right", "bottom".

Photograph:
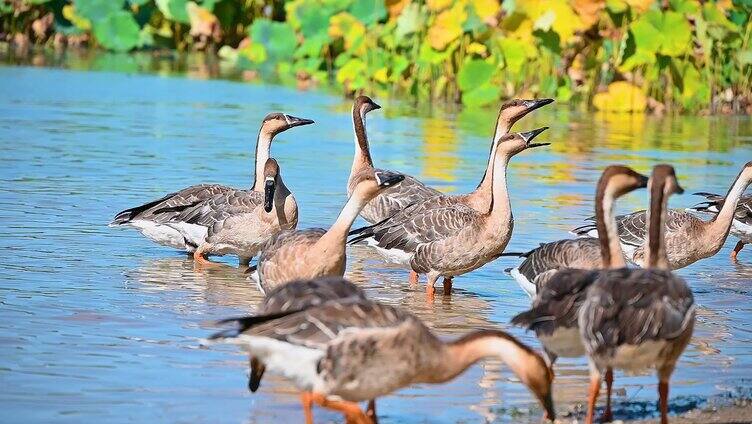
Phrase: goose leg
[
  {"left": 603, "top": 367, "right": 614, "bottom": 422},
  {"left": 658, "top": 380, "right": 669, "bottom": 424},
  {"left": 408, "top": 270, "right": 419, "bottom": 286},
  {"left": 585, "top": 370, "right": 601, "bottom": 424},
  {"left": 309, "top": 392, "right": 371, "bottom": 424},
  {"left": 731, "top": 240, "right": 745, "bottom": 261},
  {"left": 442, "top": 277, "right": 453, "bottom": 296},
  {"left": 193, "top": 244, "right": 219, "bottom": 267},
  {"left": 301, "top": 392, "right": 314, "bottom": 424},
  {"left": 366, "top": 399, "right": 378, "bottom": 423},
  {"left": 426, "top": 272, "right": 439, "bottom": 301},
  {"left": 248, "top": 357, "right": 265, "bottom": 392}
]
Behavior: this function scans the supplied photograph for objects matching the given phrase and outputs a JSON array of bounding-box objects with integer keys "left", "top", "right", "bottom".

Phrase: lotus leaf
[
  {"left": 250, "top": 19, "right": 297, "bottom": 62},
  {"left": 75, "top": 0, "right": 123, "bottom": 22},
  {"left": 63, "top": 4, "right": 91, "bottom": 30},
  {"left": 386, "top": 0, "right": 410, "bottom": 18},
  {"left": 629, "top": 10, "right": 691, "bottom": 57},
  {"left": 93, "top": 10, "right": 140, "bottom": 52},
  {"left": 470, "top": 0, "right": 499, "bottom": 21},
  {"left": 156, "top": 0, "right": 190, "bottom": 24},
  {"left": 498, "top": 37, "right": 528, "bottom": 73},
  {"left": 427, "top": 2, "right": 466, "bottom": 50},
  {"left": 329, "top": 12, "right": 366, "bottom": 53},
  {"left": 427, "top": 0, "right": 452, "bottom": 12},
  {"left": 592, "top": 81, "right": 646, "bottom": 112},
  {"left": 395, "top": 2, "right": 422, "bottom": 41},
  {"left": 336, "top": 57, "right": 368, "bottom": 89},
  {"left": 349, "top": 0, "right": 387, "bottom": 25},
  {"left": 462, "top": 82, "right": 501, "bottom": 106},
  {"left": 458, "top": 59, "right": 495, "bottom": 92}
]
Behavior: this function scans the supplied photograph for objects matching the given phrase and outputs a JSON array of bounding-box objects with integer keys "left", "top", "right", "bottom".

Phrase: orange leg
[
  {"left": 585, "top": 372, "right": 601, "bottom": 424},
  {"left": 301, "top": 392, "right": 314, "bottom": 424},
  {"left": 603, "top": 368, "right": 614, "bottom": 422},
  {"left": 442, "top": 277, "right": 453, "bottom": 296},
  {"left": 193, "top": 245, "right": 219, "bottom": 267},
  {"left": 426, "top": 273, "right": 439, "bottom": 302},
  {"left": 659, "top": 380, "right": 669, "bottom": 424},
  {"left": 408, "top": 270, "right": 419, "bottom": 286},
  {"left": 731, "top": 240, "right": 745, "bottom": 261},
  {"left": 309, "top": 392, "right": 371, "bottom": 424}
]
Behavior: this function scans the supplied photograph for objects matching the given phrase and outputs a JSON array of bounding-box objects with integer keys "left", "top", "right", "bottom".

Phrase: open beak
[
  {"left": 283, "top": 114, "right": 315, "bottom": 128},
  {"left": 374, "top": 171, "right": 405, "bottom": 188},
  {"left": 520, "top": 126, "right": 550, "bottom": 149},
  {"left": 522, "top": 98, "right": 554, "bottom": 113},
  {"left": 263, "top": 178, "right": 275, "bottom": 213}
]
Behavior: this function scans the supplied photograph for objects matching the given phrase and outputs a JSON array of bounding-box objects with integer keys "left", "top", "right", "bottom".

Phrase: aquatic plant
[{"left": 3, "top": 0, "right": 751, "bottom": 114}]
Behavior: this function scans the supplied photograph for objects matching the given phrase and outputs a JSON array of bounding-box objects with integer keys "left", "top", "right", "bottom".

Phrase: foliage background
[{"left": 3, "top": 0, "right": 751, "bottom": 113}]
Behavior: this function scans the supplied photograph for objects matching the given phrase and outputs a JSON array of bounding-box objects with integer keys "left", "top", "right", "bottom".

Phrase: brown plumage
[
  {"left": 209, "top": 278, "right": 556, "bottom": 424},
  {"left": 109, "top": 113, "right": 313, "bottom": 252},
  {"left": 253, "top": 170, "right": 405, "bottom": 292}
]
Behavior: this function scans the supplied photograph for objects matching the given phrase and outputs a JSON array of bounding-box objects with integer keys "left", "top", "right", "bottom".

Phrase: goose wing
[
  {"left": 111, "top": 183, "right": 230, "bottom": 225},
  {"left": 259, "top": 277, "right": 368, "bottom": 314},
  {"left": 511, "top": 268, "right": 598, "bottom": 336},
  {"left": 516, "top": 238, "right": 602, "bottom": 284},
  {"left": 170, "top": 189, "right": 265, "bottom": 231},
  {"left": 579, "top": 268, "right": 695, "bottom": 357},
  {"left": 356, "top": 172, "right": 441, "bottom": 223}
]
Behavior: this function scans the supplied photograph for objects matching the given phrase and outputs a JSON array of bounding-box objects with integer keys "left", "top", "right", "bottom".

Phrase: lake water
[{"left": 1, "top": 60, "right": 751, "bottom": 423}]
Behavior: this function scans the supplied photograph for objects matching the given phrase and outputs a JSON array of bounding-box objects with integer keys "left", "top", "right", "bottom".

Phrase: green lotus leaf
[
  {"left": 156, "top": 0, "right": 189, "bottom": 23},
  {"left": 75, "top": 0, "right": 123, "bottom": 22},
  {"left": 629, "top": 10, "right": 691, "bottom": 57},
  {"left": 295, "top": 33, "right": 328, "bottom": 58},
  {"left": 737, "top": 50, "right": 752, "bottom": 65},
  {"left": 669, "top": 0, "right": 700, "bottom": 14},
  {"left": 93, "top": 10, "right": 140, "bottom": 52},
  {"left": 349, "top": 0, "right": 386, "bottom": 25},
  {"left": 250, "top": 19, "right": 297, "bottom": 62},
  {"left": 395, "top": 3, "right": 422, "bottom": 42},
  {"left": 461, "top": 82, "right": 500, "bottom": 106},
  {"left": 458, "top": 59, "right": 495, "bottom": 92},
  {"left": 498, "top": 37, "right": 527, "bottom": 73},
  {"left": 336, "top": 57, "right": 368, "bottom": 89}
]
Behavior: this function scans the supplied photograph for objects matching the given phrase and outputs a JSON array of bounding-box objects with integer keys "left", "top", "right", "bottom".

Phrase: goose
[
  {"left": 251, "top": 170, "right": 405, "bottom": 293},
  {"left": 510, "top": 166, "right": 650, "bottom": 420},
  {"left": 579, "top": 164, "right": 695, "bottom": 424},
  {"left": 350, "top": 97, "right": 553, "bottom": 284},
  {"left": 110, "top": 113, "right": 313, "bottom": 251},
  {"left": 506, "top": 167, "right": 649, "bottom": 298},
  {"left": 570, "top": 161, "right": 752, "bottom": 269},
  {"left": 689, "top": 192, "right": 752, "bottom": 260},
  {"left": 349, "top": 128, "right": 550, "bottom": 298},
  {"left": 165, "top": 158, "right": 296, "bottom": 267},
  {"left": 208, "top": 278, "right": 556, "bottom": 424}
]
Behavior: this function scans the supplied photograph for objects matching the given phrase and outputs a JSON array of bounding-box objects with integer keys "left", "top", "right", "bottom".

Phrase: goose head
[
  {"left": 496, "top": 127, "right": 549, "bottom": 156},
  {"left": 650, "top": 164, "right": 685, "bottom": 197},
  {"left": 598, "top": 165, "right": 650, "bottom": 198},
  {"left": 261, "top": 112, "right": 315, "bottom": 137},
  {"left": 497, "top": 99, "right": 554, "bottom": 132},
  {"left": 353, "top": 95, "right": 382, "bottom": 117},
  {"left": 349, "top": 169, "right": 405, "bottom": 202},
  {"left": 262, "top": 158, "right": 281, "bottom": 213}
]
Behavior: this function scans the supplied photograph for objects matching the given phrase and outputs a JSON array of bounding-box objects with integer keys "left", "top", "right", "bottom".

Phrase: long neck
[
  {"left": 594, "top": 184, "right": 628, "bottom": 268},
  {"left": 350, "top": 107, "right": 373, "bottom": 180},
  {"left": 316, "top": 193, "right": 368, "bottom": 249},
  {"left": 486, "top": 151, "right": 513, "bottom": 228},
  {"left": 466, "top": 118, "right": 509, "bottom": 212},
  {"left": 427, "top": 332, "right": 542, "bottom": 385},
  {"left": 645, "top": 184, "right": 670, "bottom": 269},
  {"left": 252, "top": 131, "right": 273, "bottom": 191},
  {"left": 708, "top": 169, "right": 751, "bottom": 240}
]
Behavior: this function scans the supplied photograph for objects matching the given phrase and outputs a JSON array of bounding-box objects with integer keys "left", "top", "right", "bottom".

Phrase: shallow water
[{"left": 1, "top": 63, "right": 751, "bottom": 423}]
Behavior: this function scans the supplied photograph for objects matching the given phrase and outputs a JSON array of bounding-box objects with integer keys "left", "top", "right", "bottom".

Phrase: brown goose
[
  {"left": 579, "top": 165, "right": 695, "bottom": 424},
  {"left": 166, "top": 158, "right": 296, "bottom": 267},
  {"left": 110, "top": 113, "right": 313, "bottom": 251},
  {"left": 251, "top": 170, "right": 405, "bottom": 293},
  {"left": 510, "top": 166, "right": 649, "bottom": 362},
  {"left": 571, "top": 161, "right": 752, "bottom": 269},
  {"left": 209, "top": 278, "right": 555, "bottom": 424},
  {"left": 689, "top": 192, "right": 752, "bottom": 260},
  {"left": 349, "top": 128, "right": 550, "bottom": 298},
  {"left": 506, "top": 167, "right": 649, "bottom": 297}
]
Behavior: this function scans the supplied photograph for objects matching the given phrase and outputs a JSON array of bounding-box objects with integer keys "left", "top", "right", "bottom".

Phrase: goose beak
[
  {"left": 520, "top": 126, "right": 550, "bottom": 148},
  {"left": 638, "top": 174, "right": 650, "bottom": 188},
  {"left": 369, "top": 101, "right": 382, "bottom": 112},
  {"left": 374, "top": 171, "right": 405, "bottom": 188},
  {"left": 675, "top": 183, "right": 685, "bottom": 195},
  {"left": 263, "top": 177, "right": 275, "bottom": 213},
  {"left": 522, "top": 98, "right": 554, "bottom": 113},
  {"left": 283, "top": 114, "right": 315, "bottom": 128}
]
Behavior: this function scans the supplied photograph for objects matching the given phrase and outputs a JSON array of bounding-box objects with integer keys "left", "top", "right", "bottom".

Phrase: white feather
[
  {"left": 510, "top": 267, "right": 536, "bottom": 299},
  {"left": 363, "top": 238, "right": 413, "bottom": 267},
  {"left": 127, "top": 219, "right": 190, "bottom": 251},
  {"left": 166, "top": 222, "right": 209, "bottom": 247}
]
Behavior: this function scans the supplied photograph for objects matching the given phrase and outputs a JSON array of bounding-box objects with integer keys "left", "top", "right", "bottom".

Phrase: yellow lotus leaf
[
  {"left": 501, "top": 12, "right": 535, "bottom": 44},
  {"left": 624, "top": 0, "right": 654, "bottom": 12},
  {"left": 517, "top": 0, "right": 585, "bottom": 43},
  {"left": 570, "top": 0, "right": 605, "bottom": 27},
  {"left": 592, "top": 81, "right": 647, "bottom": 112},
  {"left": 427, "top": 2, "right": 466, "bottom": 50},
  {"left": 427, "top": 0, "right": 453, "bottom": 12},
  {"left": 471, "top": 0, "right": 499, "bottom": 21},
  {"left": 62, "top": 4, "right": 91, "bottom": 31},
  {"left": 373, "top": 67, "right": 389, "bottom": 83},
  {"left": 329, "top": 12, "right": 366, "bottom": 52},
  {"left": 466, "top": 42, "right": 487, "bottom": 55},
  {"left": 386, "top": 0, "right": 410, "bottom": 18}
]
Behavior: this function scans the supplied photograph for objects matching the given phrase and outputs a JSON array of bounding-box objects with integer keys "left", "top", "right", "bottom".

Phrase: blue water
[{"left": 1, "top": 64, "right": 751, "bottom": 423}]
